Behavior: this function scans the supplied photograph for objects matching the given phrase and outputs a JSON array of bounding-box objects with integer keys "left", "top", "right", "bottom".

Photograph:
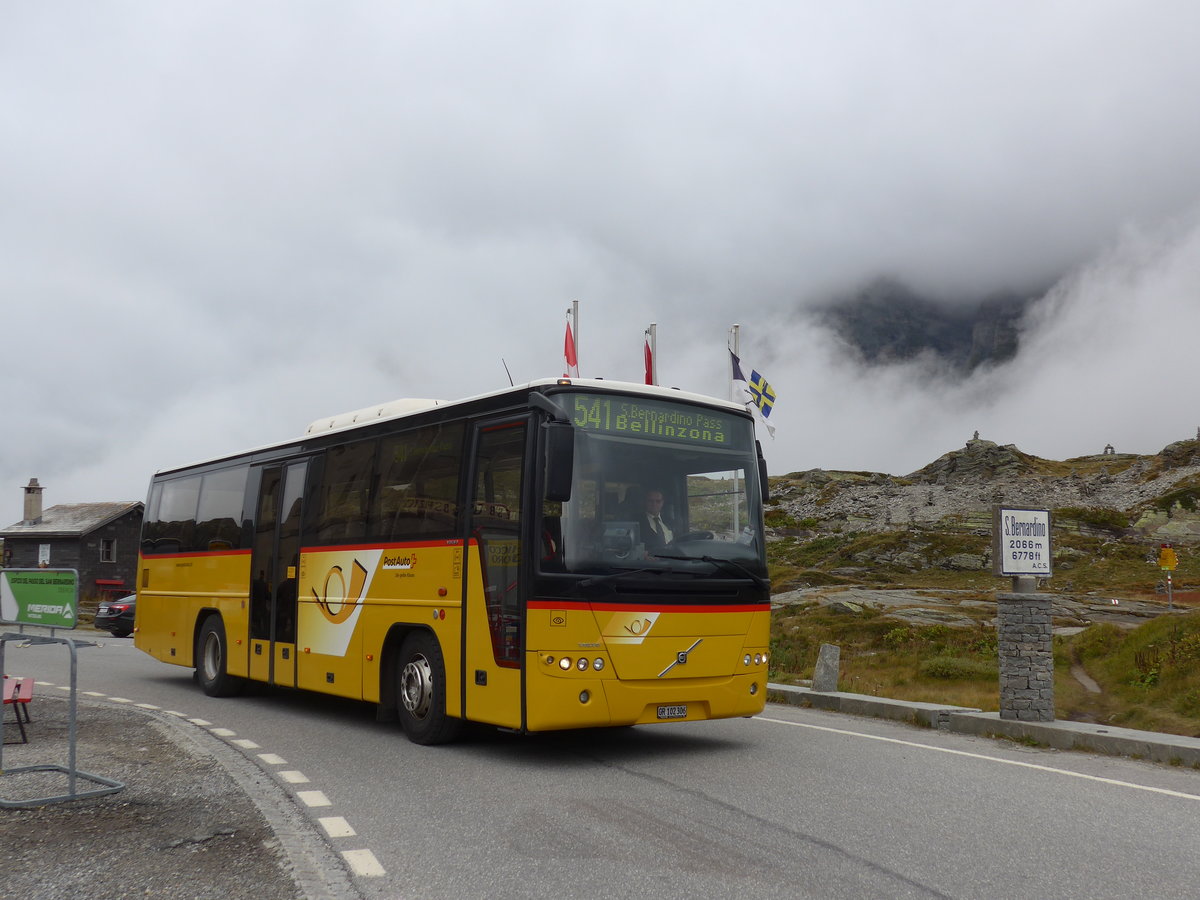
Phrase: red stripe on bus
[
  {"left": 527, "top": 600, "right": 769, "bottom": 614},
  {"left": 299, "top": 539, "right": 471, "bottom": 553},
  {"left": 138, "top": 549, "right": 250, "bottom": 560}
]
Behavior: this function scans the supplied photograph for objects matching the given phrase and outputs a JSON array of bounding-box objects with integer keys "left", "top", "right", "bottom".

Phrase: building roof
[{"left": 0, "top": 501, "right": 143, "bottom": 538}]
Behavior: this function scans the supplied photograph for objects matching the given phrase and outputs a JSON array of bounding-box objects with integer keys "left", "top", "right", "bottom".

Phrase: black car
[{"left": 95, "top": 594, "right": 136, "bottom": 637}]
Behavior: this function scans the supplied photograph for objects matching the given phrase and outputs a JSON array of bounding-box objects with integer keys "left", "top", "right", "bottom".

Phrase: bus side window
[
  {"left": 148, "top": 475, "right": 202, "bottom": 554},
  {"left": 373, "top": 423, "right": 463, "bottom": 542},
  {"left": 194, "top": 466, "right": 249, "bottom": 551},
  {"left": 311, "top": 440, "right": 376, "bottom": 544}
]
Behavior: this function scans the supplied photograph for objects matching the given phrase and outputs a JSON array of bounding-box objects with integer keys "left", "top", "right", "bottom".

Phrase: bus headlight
[
  {"left": 577, "top": 657, "right": 589, "bottom": 672},
  {"left": 592, "top": 658, "right": 605, "bottom": 672},
  {"left": 743, "top": 654, "right": 751, "bottom": 666},
  {"left": 559, "top": 657, "right": 572, "bottom": 671}
]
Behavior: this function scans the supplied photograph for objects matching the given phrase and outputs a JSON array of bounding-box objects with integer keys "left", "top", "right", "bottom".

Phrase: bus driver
[{"left": 642, "top": 488, "right": 674, "bottom": 553}]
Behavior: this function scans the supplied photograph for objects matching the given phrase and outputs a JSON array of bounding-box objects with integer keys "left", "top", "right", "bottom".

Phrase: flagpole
[
  {"left": 646, "top": 323, "right": 657, "bottom": 385},
  {"left": 729, "top": 323, "right": 740, "bottom": 402},
  {"left": 728, "top": 323, "right": 742, "bottom": 533}
]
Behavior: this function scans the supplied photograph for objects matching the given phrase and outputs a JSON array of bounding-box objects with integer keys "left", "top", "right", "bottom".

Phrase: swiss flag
[{"left": 563, "top": 321, "right": 580, "bottom": 378}]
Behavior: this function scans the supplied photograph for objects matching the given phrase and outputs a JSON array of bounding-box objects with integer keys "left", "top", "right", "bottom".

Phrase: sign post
[
  {"left": 1, "top": 568, "right": 79, "bottom": 629},
  {"left": 992, "top": 506, "right": 1053, "bottom": 587},
  {"left": 1158, "top": 544, "right": 1178, "bottom": 610},
  {"left": 0, "top": 568, "right": 124, "bottom": 806},
  {"left": 993, "top": 506, "right": 1055, "bottom": 722}
]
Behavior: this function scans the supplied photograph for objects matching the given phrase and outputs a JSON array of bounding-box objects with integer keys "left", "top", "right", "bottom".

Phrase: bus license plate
[{"left": 657, "top": 704, "right": 687, "bottom": 720}]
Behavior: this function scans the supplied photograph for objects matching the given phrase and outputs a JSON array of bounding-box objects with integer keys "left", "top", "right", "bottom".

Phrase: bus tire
[
  {"left": 396, "top": 631, "right": 461, "bottom": 745},
  {"left": 196, "top": 616, "right": 245, "bottom": 698}
]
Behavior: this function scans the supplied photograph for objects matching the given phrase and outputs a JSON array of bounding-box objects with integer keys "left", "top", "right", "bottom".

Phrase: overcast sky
[{"left": 4, "top": 2, "right": 1200, "bottom": 527}]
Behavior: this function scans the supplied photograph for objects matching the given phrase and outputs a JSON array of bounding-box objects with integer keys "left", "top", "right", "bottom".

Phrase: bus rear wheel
[
  {"left": 396, "top": 632, "right": 460, "bottom": 745},
  {"left": 196, "top": 616, "right": 245, "bottom": 698}
]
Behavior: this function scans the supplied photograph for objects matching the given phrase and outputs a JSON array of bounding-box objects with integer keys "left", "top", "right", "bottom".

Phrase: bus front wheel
[
  {"left": 396, "top": 632, "right": 460, "bottom": 745},
  {"left": 196, "top": 616, "right": 245, "bottom": 698}
]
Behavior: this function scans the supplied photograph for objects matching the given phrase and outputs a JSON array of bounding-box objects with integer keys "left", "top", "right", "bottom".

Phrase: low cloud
[
  {"left": 759, "top": 210, "right": 1200, "bottom": 476},
  {"left": 3, "top": 4, "right": 1200, "bottom": 522}
]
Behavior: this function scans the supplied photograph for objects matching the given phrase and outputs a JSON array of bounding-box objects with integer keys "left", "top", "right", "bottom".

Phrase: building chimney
[{"left": 23, "top": 477, "right": 44, "bottom": 525}]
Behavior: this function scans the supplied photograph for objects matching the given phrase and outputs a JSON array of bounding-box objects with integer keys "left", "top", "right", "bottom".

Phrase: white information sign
[{"left": 993, "top": 506, "right": 1052, "bottom": 577}]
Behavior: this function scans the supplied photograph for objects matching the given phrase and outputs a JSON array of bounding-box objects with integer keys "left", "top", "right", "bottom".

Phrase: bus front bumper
[{"left": 524, "top": 669, "right": 767, "bottom": 732}]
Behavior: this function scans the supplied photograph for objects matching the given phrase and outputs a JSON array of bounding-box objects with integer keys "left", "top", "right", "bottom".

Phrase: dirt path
[{"left": 1071, "top": 662, "right": 1102, "bottom": 694}]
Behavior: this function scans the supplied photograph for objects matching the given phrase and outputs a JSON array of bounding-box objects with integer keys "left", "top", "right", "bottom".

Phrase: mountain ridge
[
  {"left": 812, "top": 279, "right": 1040, "bottom": 373},
  {"left": 770, "top": 434, "right": 1200, "bottom": 546}
]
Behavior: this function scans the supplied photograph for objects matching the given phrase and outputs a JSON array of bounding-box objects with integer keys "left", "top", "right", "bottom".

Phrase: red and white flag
[
  {"left": 644, "top": 335, "right": 654, "bottom": 385},
  {"left": 563, "top": 320, "right": 580, "bottom": 378}
]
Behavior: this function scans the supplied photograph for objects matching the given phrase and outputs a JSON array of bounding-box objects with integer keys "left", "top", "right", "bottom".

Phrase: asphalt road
[{"left": 7, "top": 630, "right": 1200, "bottom": 899}]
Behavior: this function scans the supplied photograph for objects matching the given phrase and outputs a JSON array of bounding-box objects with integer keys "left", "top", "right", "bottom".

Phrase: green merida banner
[{"left": 0, "top": 569, "right": 79, "bottom": 628}]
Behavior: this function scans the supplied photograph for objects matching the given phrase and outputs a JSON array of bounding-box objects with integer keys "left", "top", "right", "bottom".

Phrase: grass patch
[
  {"left": 1053, "top": 506, "right": 1129, "bottom": 533},
  {"left": 1151, "top": 475, "right": 1200, "bottom": 514},
  {"left": 918, "top": 655, "right": 998, "bottom": 680},
  {"left": 764, "top": 508, "right": 801, "bottom": 529},
  {"left": 1059, "top": 612, "right": 1200, "bottom": 734},
  {"left": 770, "top": 599, "right": 1200, "bottom": 736}
]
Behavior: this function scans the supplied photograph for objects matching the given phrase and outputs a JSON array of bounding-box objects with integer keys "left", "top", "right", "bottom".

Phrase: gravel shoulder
[{"left": 1, "top": 695, "right": 359, "bottom": 900}]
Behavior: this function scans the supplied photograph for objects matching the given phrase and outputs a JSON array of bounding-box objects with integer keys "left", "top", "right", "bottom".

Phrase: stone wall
[{"left": 997, "top": 594, "right": 1054, "bottom": 721}]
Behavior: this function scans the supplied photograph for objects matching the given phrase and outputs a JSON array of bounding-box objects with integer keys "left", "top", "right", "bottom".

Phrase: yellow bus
[{"left": 134, "top": 379, "right": 771, "bottom": 744}]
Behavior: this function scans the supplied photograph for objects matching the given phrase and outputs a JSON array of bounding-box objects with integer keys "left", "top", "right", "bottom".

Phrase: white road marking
[
  {"left": 319, "top": 816, "right": 356, "bottom": 838},
  {"left": 341, "top": 848, "right": 386, "bottom": 877},
  {"left": 53, "top": 683, "right": 392, "bottom": 878},
  {"left": 756, "top": 715, "right": 1200, "bottom": 801},
  {"left": 297, "top": 790, "right": 332, "bottom": 807}
]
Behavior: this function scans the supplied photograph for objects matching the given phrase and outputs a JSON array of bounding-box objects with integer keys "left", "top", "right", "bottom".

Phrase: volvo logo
[{"left": 658, "top": 639, "right": 703, "bottom": 678}]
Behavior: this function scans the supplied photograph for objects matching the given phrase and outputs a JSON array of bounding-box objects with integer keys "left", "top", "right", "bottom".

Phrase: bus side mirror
[
  {"left": 544, "top": 422, "right": 575, "bottom": 502},
  {"left": 756, "top": 440, "right": 770, "bottom": 503}
]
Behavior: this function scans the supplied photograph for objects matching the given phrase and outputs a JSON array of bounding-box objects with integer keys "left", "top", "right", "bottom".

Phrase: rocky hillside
[
  {"left": 770, "top": 435, "right": 1200, "bottom": 545},
  {"left": 764, "top": 435, "right": 1200, "bottom": 607}
]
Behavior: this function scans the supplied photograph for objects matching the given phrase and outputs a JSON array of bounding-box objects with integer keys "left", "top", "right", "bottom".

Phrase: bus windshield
[{"left": 548, "top": 392, "right": 766, "bottom": 579}]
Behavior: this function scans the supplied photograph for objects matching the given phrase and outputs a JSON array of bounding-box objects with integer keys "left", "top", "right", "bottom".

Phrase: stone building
[{"left": 0, "top": 478, "right": 143, "bottom": 603}]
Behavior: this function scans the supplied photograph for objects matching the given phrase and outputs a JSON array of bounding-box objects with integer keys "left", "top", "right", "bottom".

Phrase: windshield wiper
[
  {"left": 651, "top": 553, "right": 768, "bottom": 586},
  {"left": 572, "top": 567, "right": 668, "bottom": 596}
]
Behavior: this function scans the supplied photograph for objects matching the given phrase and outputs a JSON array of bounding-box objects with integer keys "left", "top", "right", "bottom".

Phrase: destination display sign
[
  {"left": 0, "top": 568, "right": 80, "bottom": 628},
  {"left": 992, "top": 507, "right": 1053, "bottom": 577},
  {"left": 562, "top": 393, "right": 745, "bottom": 448}
]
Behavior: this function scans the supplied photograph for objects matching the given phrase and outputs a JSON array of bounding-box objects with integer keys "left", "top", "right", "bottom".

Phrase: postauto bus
[{"left": 134, "top": 379, "right": 771, "bottom": 743}]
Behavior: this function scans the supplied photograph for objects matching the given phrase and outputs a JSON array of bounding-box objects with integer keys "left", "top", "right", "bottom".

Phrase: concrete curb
[
  {"left": 947, "top": 711, "right": 1200, "bottom": 767},
  {"left": 767, "top": 683, "right": 1200, "bottom": 768}
]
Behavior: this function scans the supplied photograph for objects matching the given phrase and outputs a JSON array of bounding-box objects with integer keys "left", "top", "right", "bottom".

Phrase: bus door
[
  {"left": 462, "top": 419, "right": 528, "bottom": 728},
  {"left": 248, "top": 459, "right": 308, "bottom": 687}
]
